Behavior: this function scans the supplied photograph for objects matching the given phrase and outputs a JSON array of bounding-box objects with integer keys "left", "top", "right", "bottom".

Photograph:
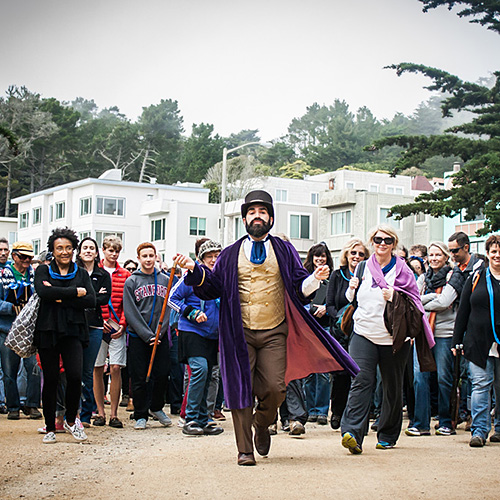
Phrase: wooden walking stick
[{"left": 146, "top": 262, "right": 177, "bottom": 382}]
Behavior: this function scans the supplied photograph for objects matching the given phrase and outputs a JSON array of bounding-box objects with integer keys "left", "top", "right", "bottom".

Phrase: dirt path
[{"left": 1, "top": 407, "right": 499, "bottom": 499}]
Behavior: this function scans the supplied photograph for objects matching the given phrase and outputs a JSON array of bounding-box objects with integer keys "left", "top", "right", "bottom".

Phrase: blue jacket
[{"left": 168, "top": 272, "right": 219, "bottom": 340}]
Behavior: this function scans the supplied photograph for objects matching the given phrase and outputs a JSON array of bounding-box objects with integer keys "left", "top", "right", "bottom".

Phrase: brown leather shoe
[
  {"left": 254, "top": 424, "right": 271, "bottom": 456},
  {"left": 237, "top": 452, "right": 256, "bottom": 466}
]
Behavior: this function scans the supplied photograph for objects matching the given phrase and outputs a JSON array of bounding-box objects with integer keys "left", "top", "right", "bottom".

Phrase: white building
[
  {"left": 0, "top": 217, "right": 18, "bottom": 244},
  {"left": 11, "top": 170, "right": 219, "bottom": 264}
]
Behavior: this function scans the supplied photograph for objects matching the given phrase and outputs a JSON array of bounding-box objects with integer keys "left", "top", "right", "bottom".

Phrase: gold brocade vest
[{"left": 238, "top": 242, "right": 285, "bottom": 330}]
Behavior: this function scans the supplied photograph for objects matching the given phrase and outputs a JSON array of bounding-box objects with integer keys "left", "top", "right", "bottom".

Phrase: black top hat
[{"left": 241, "top": 190, "right": 274, "bottom": 219}]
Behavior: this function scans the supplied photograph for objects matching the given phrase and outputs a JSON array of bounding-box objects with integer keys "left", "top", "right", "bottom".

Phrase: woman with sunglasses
[
  {"left": 341, "top": 225, "right": 434, "bottom": 454},
  {"left": 326, "top": 238, "right": 369, "bottom": 430},
  {"left": 75, "top": 237, "right": 112, "bottom": 427},
  {"left": 123, "top": 260, "right": 138, "bottom": 274},
  {"left": 453, "top": 234, "right": 500, "bottom": 447},
  {"left": 303, "top": 242, "right": 335, "bottom": 426},
  {"left": 34, "top": 228, "right": 96, "bottom": 444}
]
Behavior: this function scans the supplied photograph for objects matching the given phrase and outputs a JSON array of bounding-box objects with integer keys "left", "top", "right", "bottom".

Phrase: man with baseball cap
[
  {"left": 0, "top": 241, "right": 42, "bottom": 420},
  {"left": 175, "top": 190, "right": 358, "bottom": 465}
]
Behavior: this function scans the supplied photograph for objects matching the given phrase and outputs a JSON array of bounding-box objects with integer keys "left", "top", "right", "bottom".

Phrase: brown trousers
[{"left": 231, "top": 322, "right": 287, "bottom": 453}]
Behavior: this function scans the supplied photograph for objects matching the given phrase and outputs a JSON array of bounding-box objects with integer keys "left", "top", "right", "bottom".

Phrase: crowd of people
[{"left": 1, "top": 189, "right": 499, "bottom": 465}]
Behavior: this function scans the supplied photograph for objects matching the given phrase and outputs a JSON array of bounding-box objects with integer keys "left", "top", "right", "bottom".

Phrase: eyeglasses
[
  {"left": 373, "top": 236, "right": 394, "bottom": 245},
  {"left": 350, "top": 251, "right": 365, "bottom": 257},
  {"left": 125, "top": 267, "right": 137, "bottom": 273},
  {"left": 449, "top": 246, "right": 464, "bottom": 254}
]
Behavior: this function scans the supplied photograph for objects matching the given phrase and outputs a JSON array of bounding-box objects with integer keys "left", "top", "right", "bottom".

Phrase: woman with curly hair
[{"left": 34, "top": 228, "right": 96, "bottom": 444}]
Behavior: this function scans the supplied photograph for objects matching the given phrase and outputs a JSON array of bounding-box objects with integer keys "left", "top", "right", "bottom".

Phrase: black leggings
[{"left": 38, "top": 337, "right": 83, "bottom": 432}]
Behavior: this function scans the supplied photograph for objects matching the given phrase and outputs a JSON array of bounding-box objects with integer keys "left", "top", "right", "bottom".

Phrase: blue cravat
[{"left": 250, "top": 240, "right": 266, "bottom": 264}]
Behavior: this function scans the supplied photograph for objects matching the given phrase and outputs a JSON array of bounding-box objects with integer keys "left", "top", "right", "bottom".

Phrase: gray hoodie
[{"left": 123, "top": 269, "right": 170, "bottom": 343}]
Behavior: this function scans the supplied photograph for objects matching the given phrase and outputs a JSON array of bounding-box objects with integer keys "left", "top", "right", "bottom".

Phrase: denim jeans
[
  {"left": 186, "top": 356, "right": 211, "bottom": 427},
  {"left": 168, "top": 333, "right": 184, "bottom": 413},
  {"left": 80, "top": 327, "right": 103, "bottom": 423},
  {"left": 468, "top": 357, "right": 500, "bottom": 440},
  {"left": 0, "top": 332, "right": 40, "bottom": 410},
  {"left": 305, "top": 373, "right": 331, "bottom": 416},
  {"left": 413, "top": 337, "right": 454, "bottom": 430},
  {"left": 0, "top": 355, "right": 6, "bottom": 405}
]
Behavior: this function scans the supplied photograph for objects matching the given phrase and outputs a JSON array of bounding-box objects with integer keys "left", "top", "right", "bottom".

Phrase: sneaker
[
  {"left": 64, "top": 421, "right": 88, "bottom": 441},
  {"left": 182, "top": 421, "right": 204, "bottom": 436},
  {"left": 0, "top": 404, "right": 8, "bottom": 414},
  {"left": 376, "top": 441, "right": 395, "bottom": 450},
  {"left": 22, "top": 407, "right": 43, "bottom": 419},
  {"left": 43, "top": 432, "right": 57, "bottom": 444},
  {"left": 213, "top": 409, "right": 226, "bottom": 421},
  {"left": 469, "top": 435, "right": 485, "bottom": 447},
  {"left": 268, "top": 423, "right": 278, "bottom": 435},
  {"left": 435, "top": 426, "right": 456, "bottom": 436},
  {"left": 37, "top": 421, "right": 66, "bottom": 434},
  {"left": 281, "top": 420, "right": 291, "bottom": 432},
  {"left": 330, "top": 415, "right": 341, "bottom": 430},
  {"left": 342, "top": 432, "right": 362, "bottom": 454},
  {"left": 405, "top": 427, "right": 431, "bottom": 437},
  {"left": 490, "top": 433, "right": 500, "bottom": 443},
  {"left": 307, "top": 414, "right": 318, "bottom": 423},
  {"left": 289, "top": 420, "right": 306, "bottom": 436},
  {"left": 371, "top": 420, "right": 379, "bottom": 432},
  {"left": 119, "top": 396, "right": 129, "bottom": 407},
  {"left": 317, "top": 415, "right": 328, "bottom": 426},
  {"left": 149, "top": 410, "right": 172, "bottom": 427},
  {"left": 7, "top": 410, "right": 20, "bottom": 420},
  {"left": 177, "top": 417, "right": 186, "bottom": 428},
  {"left": 134, "top": 418, "right": 147, "bottom": 430}
]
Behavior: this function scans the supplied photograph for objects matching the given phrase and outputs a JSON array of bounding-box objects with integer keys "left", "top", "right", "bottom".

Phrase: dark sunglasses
[
  {"left": 373, "top": 236, "right": 394, "bottom": 245},
  {"left": 125, "top": 267, "right": 137, "bottom": 272},
  {"left": 14, "top": 253, "right": 33, "bottom": 261},
  {"left": 449, "top": 246, "right": 464, "bottom": 254},
  {"left": 350, "top": 251, "right": 365, "bottom": 257}
]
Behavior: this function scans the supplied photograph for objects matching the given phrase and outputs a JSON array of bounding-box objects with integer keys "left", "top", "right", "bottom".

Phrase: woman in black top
[
  {"left": 326, "top": 238, "right": 369, "bottom": 429},
  {"left": 34, "top": 228, "right": 95, "bottom": 444},
  {"left": 303, "top": 242, "right": 334, "bottom": 425},
  {"left": 453, "top": 233, "right": 500, "bottom": 447},
  {"left": 75, "top": 237, "right": 111, "bottom": 427}
]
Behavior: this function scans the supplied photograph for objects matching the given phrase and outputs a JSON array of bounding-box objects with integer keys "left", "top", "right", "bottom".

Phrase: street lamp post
[{"left": 219, "top": 141, "right": 263, "bottom": 246}]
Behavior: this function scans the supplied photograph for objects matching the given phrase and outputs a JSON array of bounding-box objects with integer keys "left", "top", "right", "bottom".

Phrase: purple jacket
[{"left": 184, "top": 235, "right": 359, "bottom": 409}]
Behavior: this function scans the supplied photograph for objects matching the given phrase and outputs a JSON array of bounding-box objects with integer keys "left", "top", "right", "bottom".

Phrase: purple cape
[
  {"left": 185, "top": 235, "right": 359, "bottom": 409},
  {"left": 367, "top": 254, "right": 435, "bottom": 349}
]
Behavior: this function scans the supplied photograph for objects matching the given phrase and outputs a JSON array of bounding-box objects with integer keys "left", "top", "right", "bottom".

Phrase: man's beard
[{"left": 245, "top": 218, "right": 272, "bottom": 239}]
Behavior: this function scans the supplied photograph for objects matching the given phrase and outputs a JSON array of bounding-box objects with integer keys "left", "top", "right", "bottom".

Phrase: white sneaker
[
  {"left": 64, "top": 421, "right": 88, "bottom": 441},
  {"left": 43, "top": 432, "right": 56, "bottom": 444},
  {"left": 177, "top": 417, "right": 185, "bottom": 428},
  {"left": 149, "top": 409, "right": 172, "bottom": 427},
  {"left": 134, "top": 418, "right": 147, "bottom": 430}
]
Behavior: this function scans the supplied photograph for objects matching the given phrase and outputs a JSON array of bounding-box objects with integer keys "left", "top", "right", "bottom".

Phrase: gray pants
[{"left": 341, "top": 333, "right": 410, "bottom": 446}]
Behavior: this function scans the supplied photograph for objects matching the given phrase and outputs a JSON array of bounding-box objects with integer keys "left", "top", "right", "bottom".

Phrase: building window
[
  {"left": 20, "top": 212, "right": 29, "bottom": 229},
  {"left": 32, "top": 239, "right": 41, "bottom": 257},
  {"left": 345, "top": 181, "right": 355, "bottom": 190},
  {"left": 460, "top": 208, "right": 484, "bottom": 223},
  {"left": 95, "top": 231, "right": 124, "bottom": 248},
  {"left": 96, "top": 196, "right": 124, "bottom": 216},
  {"left": 79, "top": 231, "right": 91, "bottom": 240},
  {"left": 8, "top": 232, "right": 17, "bottom": 245},
  {"left": 55, "top": 201, "right": 65, "bottom": 220},
  {"left": 80, "top": 197, "right": 92, "bottom": 216},
  {"left": 369, "top": 184, "right": 379, "bottom": 193},
  {"left": 235, "top": 217, "right": 246, "bottom": 239},
  {"left": 290, "top": 214, "right": 310, "bottom": 239},
  {"left": 386, "top": 186, "right": 404, "bottom": 195},
  {"left": 416, "top": 212, "right": 426, "bottom": 224},
  {"left": 331, "top": 210, "right": 352, "bottom": 235},
  {"left": 49, "top": 205, "right": 53, "bottom": 222},
  {"left": 32, "top": 207, "right": 42, "bottom": 225},
  {"left": 379, "top": 207, "right": 401, "bottom": 230},
  {"left": 151, "top": 219, "right": 166, "bottom": 241},
  {"left": 190, "top": 217, "right": 206, "bottom": 236},
  {"left": 311, "top": 192, "right": 319, "bottom": 205},
  {"left": 276, "top": 189, "right": 288, "bottom": 202}
]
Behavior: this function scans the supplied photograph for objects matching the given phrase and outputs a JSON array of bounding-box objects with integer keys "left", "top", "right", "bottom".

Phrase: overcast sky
[{"left": 2, "top": 0, "right": 499, "bottom": 141}]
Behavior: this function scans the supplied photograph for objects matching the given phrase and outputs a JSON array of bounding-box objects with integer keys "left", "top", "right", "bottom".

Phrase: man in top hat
[
  {"left": 175, "top": 190, "right": 358, "bottom": 465},
  {"left": 0, "top": 242, "right": 42, "bottom": 420}
]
